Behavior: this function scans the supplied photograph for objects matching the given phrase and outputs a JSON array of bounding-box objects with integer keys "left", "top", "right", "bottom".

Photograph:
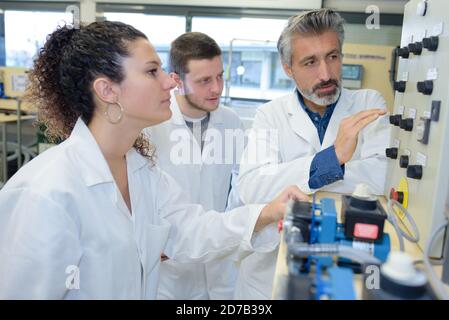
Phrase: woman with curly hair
[{"left": 0, "top": 21, "right": 307, "bottom": 299}]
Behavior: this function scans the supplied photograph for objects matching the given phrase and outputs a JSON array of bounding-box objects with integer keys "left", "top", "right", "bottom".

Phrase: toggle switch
[
  {"left": 397, "top": 46, "right": 410, "bottom": 59},
  {"left": 400, "top": 118, "right": 414, "bottom": 131},
  {"left": 394, "top": 81, "right": 407, "bottom": 93},
  {"left": 399, "top": 155, "right": 409, "bottom": 168},
  {"left": 416, "top": 117, "right": 431, "bottom": 144},
  {"left": 417, "top": 80, "right": 433, "bottom": 95},
  {"left": 422, "top": 36, "right": 439, "bottom": 51},
  {"left": 407, "top": 165, "right": 423, "bottom": 180},
  {"left": 386, "top": 147, "right": 398, "bottom": 159},
  {"left": 408, "top": 42, "right": 423, "bottom": 55},
  {"left": 389, "top": 114, "right": 402, "bottom": 126}
]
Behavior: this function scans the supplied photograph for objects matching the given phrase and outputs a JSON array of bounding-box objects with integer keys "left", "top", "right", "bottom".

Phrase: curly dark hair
[{"left": 26, "top": 21, "right": 155, "bottom": 162}]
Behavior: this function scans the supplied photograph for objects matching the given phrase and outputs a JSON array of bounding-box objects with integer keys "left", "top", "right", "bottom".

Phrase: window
[
  {"left": 4, "top": 10, "right": 73, "bottom": 67},
  {"left": 103, "top": 13, "right": 185, "bottom": 70},
  {"left": 192, "top": 16, "right": 290, "bottom": 101},
  {"left": 270, "top": 52, "right": 295, "bottom": 90}
]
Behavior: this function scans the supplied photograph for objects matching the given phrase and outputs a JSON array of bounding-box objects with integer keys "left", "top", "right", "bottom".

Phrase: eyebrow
[
  {"left": 202, "top": 70, "right": 225, "bottom": 77},
  {"left": 145, "top": 60, "right": 161, "bottom": 66},
  {"left": 326, "top": 49, "right": 340, "bottom": 56},
  {"left": 299, "top": 55, "right": 316, "bottom": 64},
  {"left": 299, "top": 49, "right": 340, "bottom": 64}
]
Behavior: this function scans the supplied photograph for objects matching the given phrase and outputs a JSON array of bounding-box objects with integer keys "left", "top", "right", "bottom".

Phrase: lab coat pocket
[{"left": 140, "top": 222, "right": 171, "bottom": 275}]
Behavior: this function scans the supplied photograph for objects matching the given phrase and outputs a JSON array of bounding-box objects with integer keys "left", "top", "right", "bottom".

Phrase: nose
[
  {"left": 317, "top": 60, "right": 331, "bottom": 82},
  {"left": 162, "top": 70, "right": 177, "bottom": 90},
  {"left": 210, "top": 77, "right": 223, "bottom": 95}
]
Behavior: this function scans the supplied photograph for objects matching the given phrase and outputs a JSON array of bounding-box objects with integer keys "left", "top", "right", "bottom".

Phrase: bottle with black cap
[{"left": 363, "top": 251, "right": 435, "bottom": 300}]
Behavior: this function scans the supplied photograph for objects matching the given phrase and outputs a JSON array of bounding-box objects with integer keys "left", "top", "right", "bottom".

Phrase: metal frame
[{"left": 96, "top": 3, "right": 403, "bottom": 25}]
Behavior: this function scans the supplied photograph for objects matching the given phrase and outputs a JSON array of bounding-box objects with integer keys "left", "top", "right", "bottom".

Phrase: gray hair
[{"left": 278, "top": 9, "right": 345, "bottom": 67}]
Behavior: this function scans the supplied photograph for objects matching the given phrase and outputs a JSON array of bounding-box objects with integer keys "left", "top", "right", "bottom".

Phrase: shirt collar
[
  {"left": 171, "top": 88, "right": 224, "bottom": 126},
  {"left": 68, "top": 118, "right": 148, "bottom": 187}
]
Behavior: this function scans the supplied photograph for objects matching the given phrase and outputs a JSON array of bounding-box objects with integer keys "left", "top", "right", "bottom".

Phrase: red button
[
  {"left": 390, "top": 187, "right": 398, "bottom": 201},
  {"left": 354, "top": 223, "right": 379, "bottom": 240}
]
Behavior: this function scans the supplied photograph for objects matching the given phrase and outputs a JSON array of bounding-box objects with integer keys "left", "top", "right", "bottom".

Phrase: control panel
[{"left": 386, "top": 0, "right": 449, "bottom": 257}]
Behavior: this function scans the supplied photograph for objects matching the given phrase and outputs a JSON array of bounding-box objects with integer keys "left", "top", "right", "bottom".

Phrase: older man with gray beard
[{"left": 235, "top": 8, "right": 391, "bottom": 299}]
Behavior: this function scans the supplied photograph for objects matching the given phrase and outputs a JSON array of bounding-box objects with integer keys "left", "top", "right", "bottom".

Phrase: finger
[
  {"left": 346, "top": 109, "right": 386, "bottom": 126},
  {"left": 286, "top": 185, "right": 310, "bottom": 201},
  {"left": 161, "top": 253, "right": 169, "bottom": 261},
  {"left": 353, "top": 113, "right": 381, "bottom": 133}
]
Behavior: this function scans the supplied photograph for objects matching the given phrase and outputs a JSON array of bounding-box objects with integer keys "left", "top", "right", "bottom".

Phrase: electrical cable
[
  {"left": 386, "top": 199, "right": 420, "bottom": 252},
  {"left": 423, "top": 218, "right": 449, "bottom": 300}
]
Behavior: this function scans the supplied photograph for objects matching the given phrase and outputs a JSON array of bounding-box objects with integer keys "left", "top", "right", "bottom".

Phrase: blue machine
[
  {"left": 314, "top": 265, "right": 356, "bottom": 300},
  {"left": 285, "top": 196, "right": 391, "bottom": 300},
  {"left": 308, "top": 196, "right": 390, "bottom": 268}
]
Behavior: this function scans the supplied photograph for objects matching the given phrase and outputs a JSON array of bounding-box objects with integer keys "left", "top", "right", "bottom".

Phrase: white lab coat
[
  {"left": 235, "top": 88, "right": 391, "bottom": 299},
  {"left": 144, "top": 91, "right": 245, "bottom": 299},
  {"left": 0, "top": 118, "right": 278, "bottom": 299}
]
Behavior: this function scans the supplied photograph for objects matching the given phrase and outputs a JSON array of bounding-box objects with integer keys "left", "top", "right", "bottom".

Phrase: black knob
[
  {"left": 400, "top": 118, "right": 414, "bottom": 131},
  {"left": 399, "top": 155, "right": 409, "bottom": 168},
  {"left": 386, "top": 147, "right": 398, "bottom": 159},
  {"left": 417, "top": 80, "right": 433, "bottom": 95},
  {"left": 422, "top": 36, "right": 439, "bottom": 51},
  {"left": 389, "top": 114, "right": 402, "bottom": 126},
  {"left": 396, "top": 191, "right": 404, "bottom": 204},
  {"left": 394, "top": 81, "right": 406, "bottom": 93},
  {"left": 407, "top": 165, "right": 423, "bottom": 180},
  {"left": 408, "top": 42, "right": 423, "bottom": 55},
  {"left": 397, "top": 46, "right": 410, "bottom": 59}
]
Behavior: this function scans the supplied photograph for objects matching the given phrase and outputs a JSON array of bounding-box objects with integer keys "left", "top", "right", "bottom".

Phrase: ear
[
  {"left": 92, "top": 77, "right": 120, "bottom": 104},
  {"left": 282, "top": 63, "right": 293, "bottom": 79},
  {"left": 170, "top": 72, "right": 183, "bottom": 87}
]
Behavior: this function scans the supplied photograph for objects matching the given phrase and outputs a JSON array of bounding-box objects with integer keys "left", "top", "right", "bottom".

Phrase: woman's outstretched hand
[{"left": 255, "top": 185, "right": 310, "bottom": 232}]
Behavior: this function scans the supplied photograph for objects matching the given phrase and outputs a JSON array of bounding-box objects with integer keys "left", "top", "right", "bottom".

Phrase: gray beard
[{"left": 297, "top": 85, "right": 341, "bottom": 106}]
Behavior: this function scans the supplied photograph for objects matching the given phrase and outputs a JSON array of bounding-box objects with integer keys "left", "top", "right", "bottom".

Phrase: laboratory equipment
[
  {"left": 283, "top": 194, "right": 391, "bottom": 299},
  {"left": 385, "top": 0, "right": 449, "bottom": 261}
]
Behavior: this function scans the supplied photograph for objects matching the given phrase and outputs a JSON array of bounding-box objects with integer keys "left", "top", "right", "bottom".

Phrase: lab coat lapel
[
  {"left": 321, "top": 89, "right": 353, "bottom": 150},
  {"left": 69, "top": 118, "right": 115, "bottom": 187},
  {"left": 286, "top": 93, "right": 321, "bottom": 153},
  {"left": 69, "top": 118, "right": 130, "bottom": 219},
  {"left": 202, "top": 107, "right": 224, "bottom": 163},
  {"left": 170, "top": 92, "right": 203, "bottom": 165},
  {"left": 124, "top": 148, "right": 149, "bottom": 218}
]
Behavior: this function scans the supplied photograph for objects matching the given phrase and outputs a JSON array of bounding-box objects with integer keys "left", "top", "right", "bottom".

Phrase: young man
[
  {"left": 145, "top": 32, "right": 245, "bottom": 300},
  {"left": 235, "top": 9, "right": 390, "bottom": 299}
]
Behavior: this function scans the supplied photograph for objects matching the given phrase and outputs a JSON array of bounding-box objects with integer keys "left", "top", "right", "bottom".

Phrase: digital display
[{"left": 342, "top": 64, "right": 363, "bottom": 80}]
